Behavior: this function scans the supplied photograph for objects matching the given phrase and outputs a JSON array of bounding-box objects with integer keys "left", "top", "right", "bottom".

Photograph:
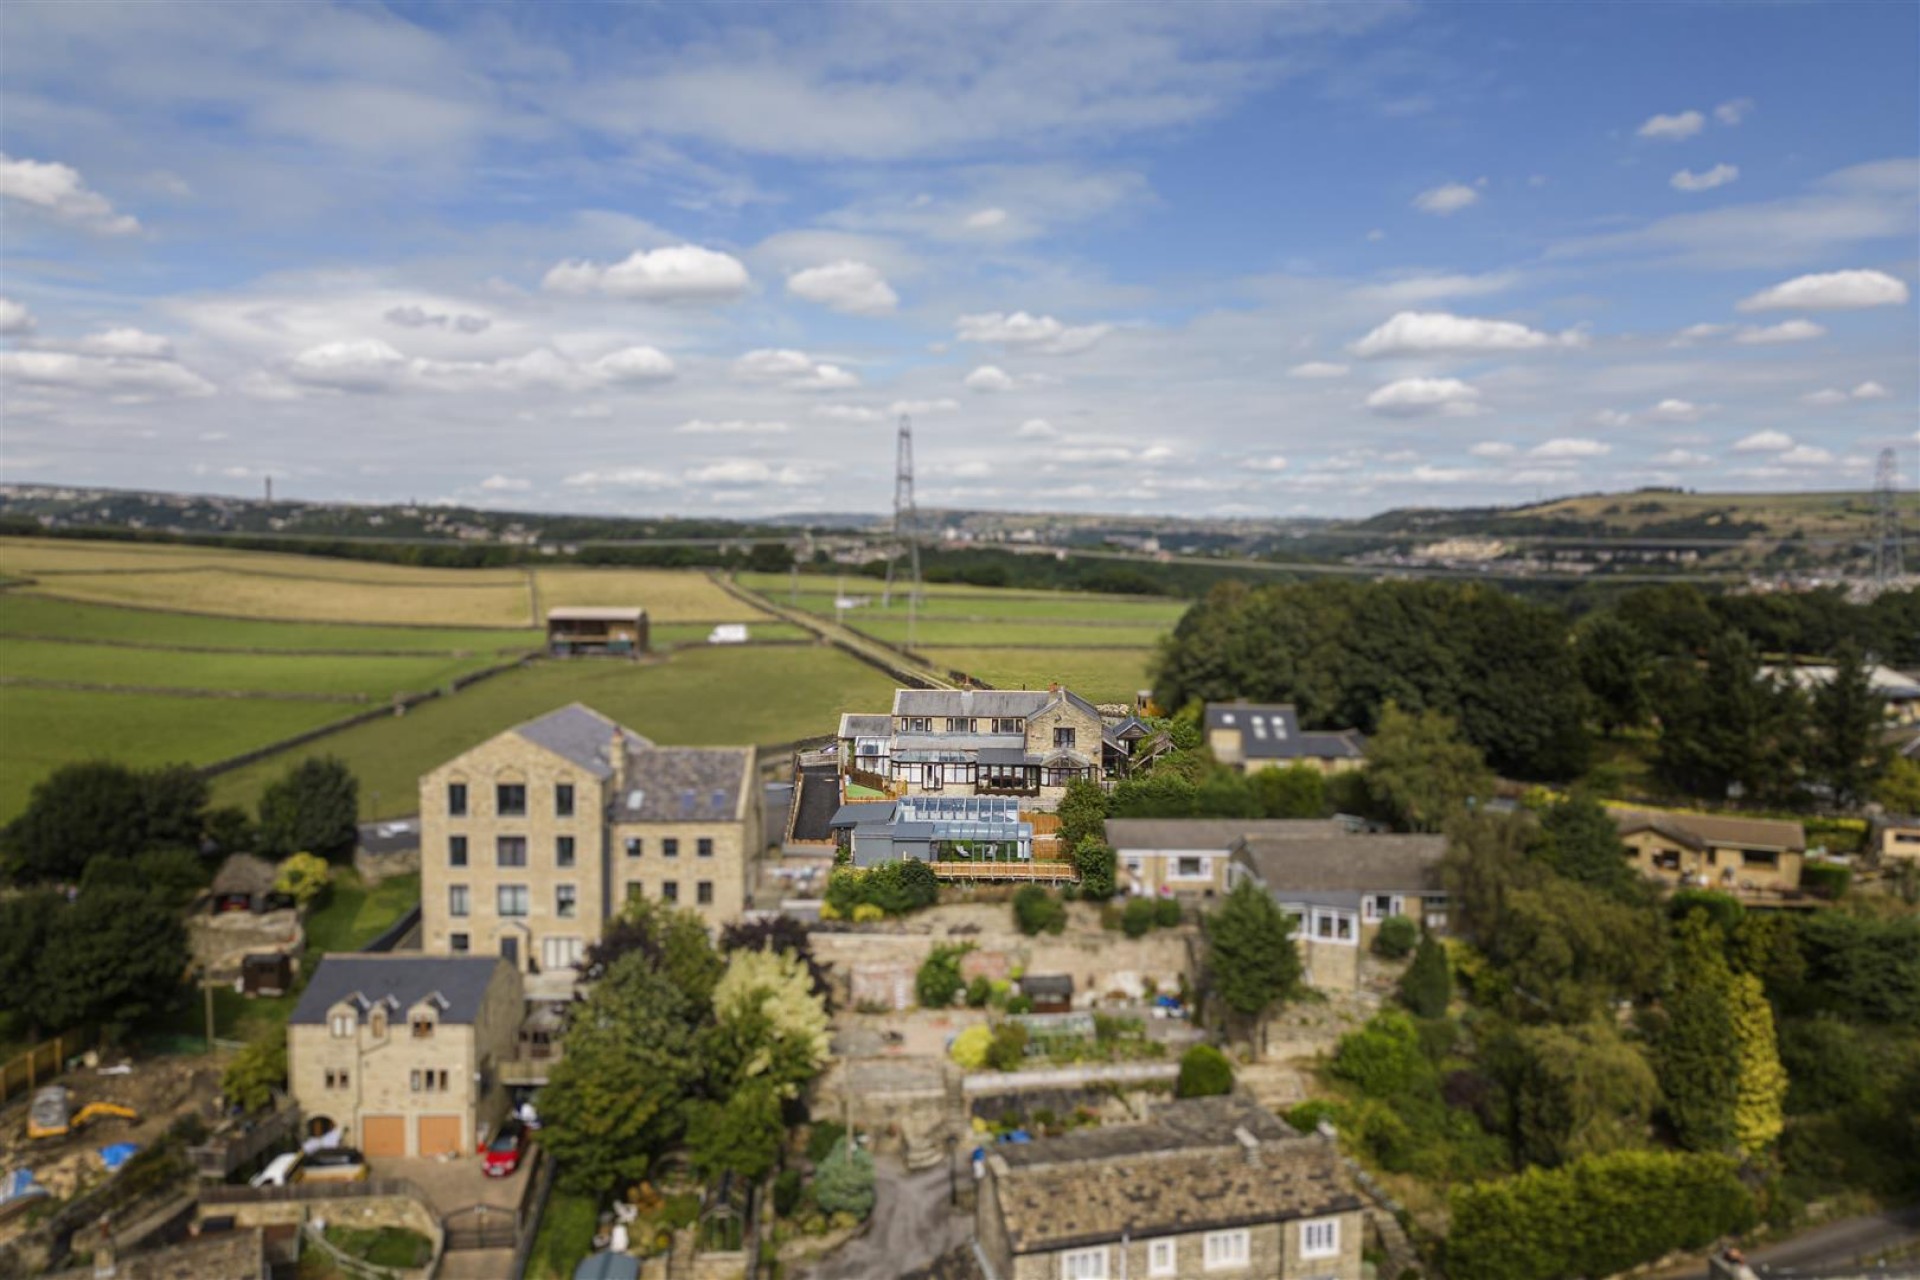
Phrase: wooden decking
[{"left": 928, "top": 860, "right": 1078, "bottom": 882}]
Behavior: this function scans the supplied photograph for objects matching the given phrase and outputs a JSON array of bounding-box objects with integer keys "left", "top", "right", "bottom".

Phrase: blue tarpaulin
[{"left": 98, "top": 1144, "right": 139, "bottom": 1172}]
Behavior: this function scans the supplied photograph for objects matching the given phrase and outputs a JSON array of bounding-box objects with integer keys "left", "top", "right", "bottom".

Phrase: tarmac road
[
  {"left": 1745, "top": 1204, "right": 1920, "bottom": 1274},
  {"left": 801, "top": 1154, "right": 971, "bottom": 1280}
]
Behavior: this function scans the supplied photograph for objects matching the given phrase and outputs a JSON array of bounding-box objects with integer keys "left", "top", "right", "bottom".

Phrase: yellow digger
[{"left": 27, "top": 1086, "right": 137, "bottom": 1140}]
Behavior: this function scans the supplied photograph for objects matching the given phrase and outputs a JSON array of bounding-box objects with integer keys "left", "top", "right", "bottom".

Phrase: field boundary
[
  {"left": 0, "top": 630, "right": 524, "bottom": 659},
  {"left": 3, "top": 581, "right": 540, "bottom": 632},
  {"left": 712, "top": 573, "right": 954, "bottom": 690},
  {"left": 1, "top": 676, "right": 368, "bottom": 703}
]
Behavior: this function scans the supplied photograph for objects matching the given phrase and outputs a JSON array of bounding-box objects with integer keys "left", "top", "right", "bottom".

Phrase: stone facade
[
  {"left": 287, "top": 955, "right": 521, "bottom": 1159},
  {"left": 610, "top": 812, "right": 753, "bottom": 923},
  {"left": 1614, "top": 810, "right": 1805, "bottom": 894}
]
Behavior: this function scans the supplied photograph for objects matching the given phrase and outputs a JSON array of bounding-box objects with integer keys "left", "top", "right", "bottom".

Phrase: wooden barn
[{"left": 546, "top": 606, "right": 648, "bottom": 657}]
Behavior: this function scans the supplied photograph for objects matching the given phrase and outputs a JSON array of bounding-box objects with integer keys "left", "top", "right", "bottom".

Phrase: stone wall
[{"left": 355, "top": 844, "right": 421, "bottom": 885}]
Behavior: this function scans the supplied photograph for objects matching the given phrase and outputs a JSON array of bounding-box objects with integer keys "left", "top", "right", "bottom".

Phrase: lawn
[
  {"left": 0, "top": 687, "right": 353, "bottom": 820},
  {"left": 649, "top": 620, "right": 811, "bottom": 647},
  {"left": 850, "top": 618, "right": 1172, "bottom": 648},
  {"left": 534, "top": 567, "right": 774, "bottom": 622},
  {"left": 921, "top": 647, "right": 1159, "bottom": 703},
  {"left": 525, "top": 1189, "right": 600, "bottom": 1280},
  {"left": 750, "top": 583, "right": 1188, "bottom": 625},
  {"left": 0, "top": 593, "right": 541, "bottom": 654},
  {"left": 211, "top": 646, "right": 898, "bottom": 819},
  {"left": 304, "top": 869, "right": 422, "bottom": 953},
  {"left": 0, "top": 537, "right": 529, "bottom": 584},
  {"left": 4, "top": 636, "right": 508, "bottom": 698}
]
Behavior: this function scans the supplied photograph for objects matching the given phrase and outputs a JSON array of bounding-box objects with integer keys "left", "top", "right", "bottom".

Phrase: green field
[
  {"left": 854, "top": 617, "right": 1172, "bottom": 648},
  {"left": 741, "top": 579, "right": 1187, "bottom": 625},
  {"left": 649, "top": 620, "right": 811, "bottom": 647},
  {"left": 4, "top": 636, "right": 508, "bottom": 698},
  {"left": 211, "top": 646, "right": 896, "bottom": 819},
  {"left": 0, "top": 593, "right": 540, "bottom": 653},
  {"left": 921, "top": 647, "right": 1158, "bottom": 703}
]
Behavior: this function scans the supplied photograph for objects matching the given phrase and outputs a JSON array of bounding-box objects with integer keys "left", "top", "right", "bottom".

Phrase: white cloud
[
  {"left": 286, "top": 339, "right": 410, "bottom": 391},
  {"left": 1287, "top": 361, "right": 1350, "bottom": 379},
  {"left": 1733, "top": 429, "right": 1794, "bottom": 453},
  {"left": 562, "top": 467, "right": 676, "bottom": 490},
  {"left": 1670, "top": 323, "right": 1731, "bottom": 346},
  {"left": 282, "top": 338, "right": 673, "bottom": 394},
  {"left": 1800, "top": 388, "right": 1850, "bottom": 407},
  {"left": 0, "top": 297, "right": 35, "bottom": 335},
  {"left": 0, "top": 349, "right": 214, "bottom": 399},
  {"left": 732, "top": 348, "right": 860, "bottom": 390},
  {"left": 674, "top": 419, "right": 789, "bottom": 435},
  {"left": 1733, "top": 319, "right": 1826, "bottom": 345},
  {"left": 479, "top": 474, "right": 530, "bottom": 492},
  {"left": 889, "top": 398, "right": 959, "bottom": 416},
  {"left": 542, "top": 244, "right": 750, "bottom": 302},
  {"left": 955, "top": 311, "right": 1111, "bottom": 355},
  {"left": 1530, "top": 437, "right": 1611, "bottom": 459},
  {"left": 1653, "top": 448, "right": 1712, "bottom": 467},
  {"left": 1637, "top": 110, "right": 1704, "bottom": 141},
  {"left": 1412, "top": 183, "right": 1479, "bottom": 215},
  {"left": 384, "top": 304, "right": 490, "bottom": 333},
  {"left": 964, "top": 365, "right": 1015, "bottom": 392},
  {"left": 1247, "top": 455, "right": 1289, "bottom": 471},
  {"left": 1470, "top": 441, "right": 1516, "bottom": 458},
  {"left": 786, "top": 260, "right": 898, "bottom": 315},
  {"left": 78, "top": 328, "right": 174, "bottom": 358},
  {"left": 1351, "top": 311, "right": 1578, "bottom": 358},
  {"left": 964, "top": 208, "right": 1008, "bottom": 230},
  {"left": 1671, "top": 164, "right": 1739, "bottom": 193},
  {"left": 590, "top": 346, "right": 676, "bottom": 382},
  {"left": 1364, "top": 377, "right": 1481, "bottom": 417},
  {"left": 811, "top": 404, "right": 885, "bottom": 423},
  {"left": 1714, "top": 98, "right": 1755, "bottom": 126},
  {"left": 1650, "top": 398, "right": 1707, "bottom": 422},
  {"left": 1853, "top": 381, "right": 1890, "bottom": 400},
  {"left": 1779, "top": 444, "right": 1834, "bottom": 465},
  {"left": 1593, "top": 409, "right": 1634, "bottom": 429},
  {"left": 1350, "top": 271, "right": 1519, "bottom": 307},
  {"left": 0, "top": 153, "right": 140, "bottom": 234},
  {"left": 686, "top": 459, "right": 774, "bottom": 486},
  {"left": 1737, "top": 268, "right": 1910, "bottom": 311},
  {"left": 1014, "top": 418, "right": 1058, "bottom": 439}
]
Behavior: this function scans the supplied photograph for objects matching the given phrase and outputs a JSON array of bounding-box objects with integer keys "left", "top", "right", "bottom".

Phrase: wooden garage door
[
  {"left": 361, "top": 1114, "right": 406, "bottom": 1158},
  {"left": 417, "top": 1114, "right": 462, "bottom": 1158}
]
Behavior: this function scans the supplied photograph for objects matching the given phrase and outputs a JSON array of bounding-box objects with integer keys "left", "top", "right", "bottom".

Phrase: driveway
[
  {"left": 1747, "top": 1204, "right": 1920, "bottom": 1274},
  {"left": 801, "top": 1154, "right": 972, "bottom": 1280},
  {"left": 368, "top": 1151, "right": 530, "bottom": 1218}
]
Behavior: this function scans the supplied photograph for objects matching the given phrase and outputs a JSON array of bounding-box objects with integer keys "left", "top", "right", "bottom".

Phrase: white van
[{"left": 250, "top": 1152, "right": 302, "bottom": 1187}]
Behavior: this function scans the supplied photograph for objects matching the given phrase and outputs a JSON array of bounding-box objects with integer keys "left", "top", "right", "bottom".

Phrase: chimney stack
[{"left": 608, "top": 729, "right": 627, "bottom": 790}]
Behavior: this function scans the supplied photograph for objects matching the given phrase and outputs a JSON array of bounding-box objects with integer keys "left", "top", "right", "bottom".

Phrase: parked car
[
  {"left": 296, "top": 1147, "right": 367, "bottom": 1183},
  {"left": 483, "top": 1119, "right": 527, "bottom": 1178},
  {"left": 250, "top": 1152, "right": 303, "bottom": 1188}
]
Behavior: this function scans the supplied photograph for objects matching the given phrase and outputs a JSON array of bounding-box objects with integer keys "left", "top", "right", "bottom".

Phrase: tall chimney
[{"left": 608, "top": 729, "right": 627, "bottom": 792}]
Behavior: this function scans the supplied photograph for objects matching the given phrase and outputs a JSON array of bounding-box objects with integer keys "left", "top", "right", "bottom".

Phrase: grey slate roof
[
  {"left": 1106, "top": 818, "right": 1346, "bottom": 851},
  {"left": 892, "top": 688, "right": 1051, "bottom": 718},
  {"left": 615, "top": 747, "right": 752, "bottom": 821},
  {"left": 838, "top": 713, "right": 892, "bottom": 738},
  {"left": 290, "top": 954, "right": 507, "bottom": 1026},
  {"left": 1233, "top": 833, "right": 1447, "bottom": 893},
  {"left": 1206, "top": 701, "right": 1366, "bottom": 760},
  {"left": 995, "top": 1096, "right": 1295, "bottom": 1170},
  {"left": 513, "top": 703, "right": 653, "bottom": 778}
]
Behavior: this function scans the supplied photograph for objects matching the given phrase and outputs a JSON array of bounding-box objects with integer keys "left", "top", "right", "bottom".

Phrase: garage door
[
  {"left": 361, "top": 1114, "right": 406, "bottom": 1158},
  {"left": 417, "top": 1114, "right": 462, "bottom": 1158}
]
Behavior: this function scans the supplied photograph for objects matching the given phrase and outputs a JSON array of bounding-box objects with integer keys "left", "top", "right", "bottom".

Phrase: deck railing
[{"left": 928, "top": 861, "right": 1078, "bottom": 882}]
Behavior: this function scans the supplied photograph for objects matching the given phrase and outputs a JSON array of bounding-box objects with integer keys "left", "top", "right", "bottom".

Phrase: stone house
[
  {"left": 418, "top": 703, "right": 759, "bottom": 984},
  {"left": 288, "top": 953, "right": 521, "bottom": 1159},
  {"left": 1205, "top": 703, "right": 1366, "bottom": 776},
  {"left": 976, "top": 1096, "right": 1364, "bottom": 1280},
  {"left": 1228, "top": 834, "right": 1449, "bottom": 991},
  {"left": 1869, "top": 815, "right": 1920, "bottom": 866},
  {"left": 838, "top": 685, "right": 1112, "bottom": 807},
  {"left": 1611, "top": 810, "right": 1805, "bottom": 896},
  {"left": 1106, "top": 818, "right": 1350, "bottom": 898}
]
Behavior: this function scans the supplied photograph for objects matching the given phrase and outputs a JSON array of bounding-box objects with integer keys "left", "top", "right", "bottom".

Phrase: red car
[{"left": 482, "top": 1119, "right": 527, "bottom": 1177}]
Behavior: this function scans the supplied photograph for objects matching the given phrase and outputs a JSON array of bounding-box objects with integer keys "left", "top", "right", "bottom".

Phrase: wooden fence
[
  {"left": 928, "top": 861, "right": 1078, "bottom": 883},
  {"left": 0, "top": 1027, "right": 98, "bottom": 1105}
]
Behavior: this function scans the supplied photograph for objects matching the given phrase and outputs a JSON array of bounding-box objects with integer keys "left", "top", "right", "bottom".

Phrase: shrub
[
  {"left": 950, "top": 1024, "right": 992, "bottom": 1069},
  {"left": 1153, "top": 897, "right": 1183, "bottom": 928},
  {"left": 1373, "top": 915, "right": 1418, "bottom": 959},
  {"left": 773, "top": 1168, "right": 804, "bottom": 1217},
  {"left": 813, "top": 1145, "right": 876, "bottom": 1219},
  {"left": 1778, "top": 1016, "right": 1874, "bottom": 1115},
  {"left": 274, "top": 851, "right": 332, "bottom": 907},
  {"left": 1012, "top": 885, "right": 1067, "bottom": 936},
  {"left": 806, "top": 1122, "right": 846, "bottom": 1164},
  {"left": 1175, "top": 1044, "right": 1234, "bottom": 1098},
  {"left": 965, "top": 976, "right": 993, "bottom": 1008},
  {"left": 1072, "top": 837, "right": 1118, "bottom": 901},
  {"left": 1399, "top": 934, "right": 1452, "bottom": 1018},
  {"left": 985, "top": 1024, "right": 1029, "bottom": 1072},
  {"left": 825, "top": 861, "right": 940, "bottom": 918},
  {"left": 1800, "top": 862, "right": 1852, "bottom": 901},
  {"left": 1331, "top": 1011, "right": 1428, "bottom": 1098},
  {"left": 850, "top": 903, "right": 885, "bottom": 924},
  {"left": 221, "top": 1034, "right": 287, "bottom": 1112},
  {"left": 915, "top": 945, "right": 970, "bottom": 1009},
  {"left": 1447, "top": 1150, "right": 1755, "bottom": 1280},
  {"left": 1669, "top": 888, "right": 1745, "bottom": 934},
  {"left": 1287, "top": 1099, "right": 1341, "bottom": 1134},
  {"left": 1414, "top": 1017, "right": 1459, "bottom": 1064},
  {"left": 1121, "top": 897, "right": 1156, "bottom": 939}
]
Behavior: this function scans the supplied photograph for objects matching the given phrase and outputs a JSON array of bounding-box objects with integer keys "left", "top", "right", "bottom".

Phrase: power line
[
  {"left": 880, "top": 415, "right": 923, "bottom": 645},
  {"left": 1874, "top": 446, "right": 1905, "bottom": 585}
]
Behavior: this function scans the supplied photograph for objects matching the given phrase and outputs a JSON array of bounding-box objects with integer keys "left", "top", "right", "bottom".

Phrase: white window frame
[
  {"left": 1171, "top": 854, "right": 1210, "bottom": 881},
  {"left": 448, "top": 885, "right": 469, "bottom": 918},
  {"left": 1148, "top": 1237, "right": 1177, "bottom": 1276},
  {"left": 1060, "top": 1248, "right": 1108, "bottom": 1280},
  {"left": 1311, "top": 908, "right": 1356, "bottom": 945},
  {"left": 329, "top": 1013, "right": 354, "bottom": 1039},
  {"left": 1204, "top": 1228, "right": 1249, "bottom": 1270},
  {"left": 1301, "top": 1216, "right": 1340, "bottom": 1260}
]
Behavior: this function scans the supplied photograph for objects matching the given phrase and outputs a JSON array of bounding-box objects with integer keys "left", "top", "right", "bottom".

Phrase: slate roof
[
  {"left": 1233, "top": 833, "right": 1447, "bottom": 893},
  {"left": 290, "top": 954, "right": 508, "bottom": 1026},
  {"left": 1105, "top": 818, "right": 1347, "bottom": 851},
  {"left": 893, "top": 688, "right": 1051, "bottom": 718},
  {"left": 838, "top": 713, "right": 893, "bottom": 738},
  {"left": 1613, "top": 809, "right": 1806, "bottom": 853},
  {"left": 210, "top": 853, "right": 279, "bottom": 898},
  {"left": 1205, "top": 701, "right": 1366, "bottom": 760},
  {"left": 614, "top": 747, "right": 752, "bottom": 822},
  {"left": 989, "top": 1097, "right": 1359, "bottom": 1254},
  {"left": 512, "top": 703, "right": 653, "bottom": 779}
]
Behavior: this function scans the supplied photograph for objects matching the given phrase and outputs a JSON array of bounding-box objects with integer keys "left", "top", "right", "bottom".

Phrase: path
[
  {"left": 711, "top": 573, "right": 956, "bottom": 690},
  {"left": 1747, "top": 1204, "right": 1920, "bottom": 1274},
  {"left": 800, "top": 1155, "right": 972, "bottom": 1280}
]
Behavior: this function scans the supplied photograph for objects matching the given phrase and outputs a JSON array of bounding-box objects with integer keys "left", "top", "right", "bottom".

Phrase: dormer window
[
  {"left": 370, "top": 1009, "right": 388, "bottom": 1039},
  {"left": 330, "top": 1013, "right": 354, "bottom": 1039},
  {"left": 412, "top": 1015, "right": 435, "bottom": 1039}
]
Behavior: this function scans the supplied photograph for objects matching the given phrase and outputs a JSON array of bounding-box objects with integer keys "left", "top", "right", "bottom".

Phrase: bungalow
[
  {"left": 1205, "top": 703, "right": 1366, "bottom": 776},
  {"left": 976, "top": 1095, "right": 1364, "bottom": 1280},
  {"left": 837, "top": 685, "right": 1110, "bottom": 806},
  {"left": 1869, "top": 815, "right": 1920, "bottom": 866},
  {"left": 1105, "top": 818, "right": 1350, "bottom": 898},
  {"left": 1611, "top": 810, "right": 1806, "bottom": 896},
  {"left": 1228, "top": 833, "right": 1448, "bottom": 991}
]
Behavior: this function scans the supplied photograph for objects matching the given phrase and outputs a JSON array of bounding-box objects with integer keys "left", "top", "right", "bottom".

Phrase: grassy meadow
[
  {"left": 0, "top": 593, "right": 541, "bottom": 653},
  {"left": 918, "top": 647, "right": 1159, "bottom": 703}
]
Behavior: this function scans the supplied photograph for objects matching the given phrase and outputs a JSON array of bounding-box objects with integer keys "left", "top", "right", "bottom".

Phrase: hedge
[
  {"left": 1447, "top": 1149, "right": 1755, "bottom": 1280},
  {"left": 1799, "top": 862, "right": 1851, "bottom": 901}
]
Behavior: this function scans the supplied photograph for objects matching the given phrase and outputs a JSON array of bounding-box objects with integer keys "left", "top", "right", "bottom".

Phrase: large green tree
[
  {"left": 1202, "top": 880, "right": 1303, "bottom": 1051},
  {"left": 1364, "top": 704, "right": 1494, "bottom": 833},
  {"left": 3, "top": 761, "right": 208, "bottom": 883},
  {"left": 257, "top": 756, "right": 360, "bottom": 858},
  {"left": 1055, "top": 778, "right": 1110, "bottom": 853},
  {"left": 1535, "top": 795, "right": 1642, "bottom": 901},
  {"left": 1653, "top": 632, "right": 1803, "bottom": 805},
  {"left": 1805, "top": 640, "right": 1889, "bottom": 809},
  {"left": 1574, "top": 612, "right": 1653, "bottom": 734},
  {"left": 1501, "top": 1021, "right": 1659, "bottom": 1167},
  {"left": 1656, "top": 915, "right": 1740, "bottom": 1153},
  {"left": 20, "top": 885, "right": 189, "bottom": 1038}
]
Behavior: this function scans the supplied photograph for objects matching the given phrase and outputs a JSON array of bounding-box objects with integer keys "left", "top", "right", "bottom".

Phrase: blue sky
[{"left": 1, "top": 1, "right": 1915, "bottom": 517}]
